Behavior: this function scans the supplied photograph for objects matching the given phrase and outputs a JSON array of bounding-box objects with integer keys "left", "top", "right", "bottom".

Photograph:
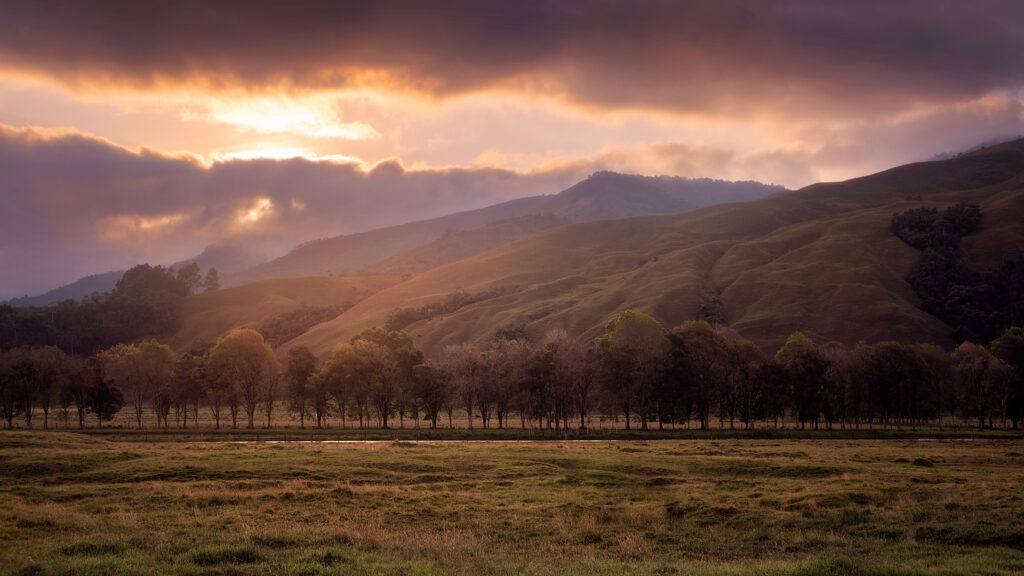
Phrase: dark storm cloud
[
  {"left": 0, "top": 125, "right": 582, "bottom": 299},
  {"left": 0, "top": 1, "right": 1021, "bottom": 116}
]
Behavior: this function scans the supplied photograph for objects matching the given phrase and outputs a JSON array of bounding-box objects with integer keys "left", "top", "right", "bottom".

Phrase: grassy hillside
[
  {"left": 360, "top": 213, "right": 571, "bottom": 276},
  {"left": 226, "top": 173, "right": 773, "bottom": 287},
  {"left": 289, "top": 139, "right": 1024, "bottom": 357},
  {"left": 165, "top": 275, "right": 401, "bottom": 352}
]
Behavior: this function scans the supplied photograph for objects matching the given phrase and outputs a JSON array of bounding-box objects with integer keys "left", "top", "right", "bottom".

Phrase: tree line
[
  {"left": 892, "top": 202, "right": 1024, "bottom": 343},
  {"left": 0, "top": 263, "right": 219, "bottom": 356},
  {"left": 3, "top": 312, "right": 1022, "bottom": 432}
]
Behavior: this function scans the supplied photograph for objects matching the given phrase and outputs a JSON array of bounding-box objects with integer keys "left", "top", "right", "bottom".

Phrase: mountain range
[
  {"left": 283, "top": 139, "right": 1024, "bottom": 357},
  {"left": 223, "top": 172, "right": 780, "bottom": 286},
  {"left": 6, "top": 173, "right": 780, "bottom": 306},
  {"left": 13, "top": 139, "right": 1024, "bottom": 360}
]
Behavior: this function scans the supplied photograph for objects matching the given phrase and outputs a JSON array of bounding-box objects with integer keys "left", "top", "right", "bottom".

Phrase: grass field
[{"left": 2, "top": 434, "right": 1024, "bottom": 575}]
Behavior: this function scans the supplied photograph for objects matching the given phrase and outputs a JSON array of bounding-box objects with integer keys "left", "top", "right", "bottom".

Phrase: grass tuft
[
  {"left": 188, "top": 545, "right": 265, "bottom": 566},
  {"left": 60, "top": 541, "right": 126, "bottom": 556}
]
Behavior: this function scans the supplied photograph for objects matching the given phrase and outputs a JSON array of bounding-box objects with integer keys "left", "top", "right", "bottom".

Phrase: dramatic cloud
[
  {"left": 0, "top": 1, "right": 1022, "bottom": 118},
  {"left": 1, "top": 2, "right": 1023, "bottom": 298},
  {"left": 0, "top": 124, "right": 583, "bottom": 299}
]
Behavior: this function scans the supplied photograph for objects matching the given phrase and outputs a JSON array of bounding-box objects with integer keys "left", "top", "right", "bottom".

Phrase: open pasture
[{"left": 2, "top": 434, "right": 1023, "bottom": 575}]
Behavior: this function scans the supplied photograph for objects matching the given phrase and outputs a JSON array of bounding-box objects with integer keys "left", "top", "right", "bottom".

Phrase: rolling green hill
[{"left": 287, "top": 139, "right": 1024, "bottom": 357}]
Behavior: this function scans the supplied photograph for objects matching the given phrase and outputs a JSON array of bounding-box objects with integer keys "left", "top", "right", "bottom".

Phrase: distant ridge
[
  {"left": 7, "top": 172, "right": 781, "bottom": 314},
  {"left": 4, "top": 270, "right": 124, "bottom": 308},
  {"left": 226, "top": 172, "right": 781, "bottom": 286},
  {"left": 6, "top": 243, "right": 264, "bottom": 309},
  {"left": 170, "top": 243, "right": 268, "bottom": 277}
]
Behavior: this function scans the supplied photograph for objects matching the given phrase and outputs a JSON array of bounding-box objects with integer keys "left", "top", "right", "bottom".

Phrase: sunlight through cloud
[
  {"left": 216, "top": 147, "right": 364, "bottom": 164},
  {"left": 180, "top": 95, "right": 380, "bottom": 140},
  {"left": 237, "top": 197, "right": 273, "bottom": 225},
  {"left": 100, "top": 212, "right": 187, "bottom": 243}
]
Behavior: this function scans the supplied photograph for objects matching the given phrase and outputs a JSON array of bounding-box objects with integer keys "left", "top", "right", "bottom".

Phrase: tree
[
  {"left": 322, "top": 339, "right": 398, "bottom": 429},
  {"left": 62, "top": 357, "right": 98, "bottom": 429},
  {"left": 137, "top": 340, "right": 176, "bottom": 427},
  {"left": 86, "top": 377, "right": 125, "bottom": 427},
  {"left": 821, "top": 343, "right": 854, "bottom": 429},
  {"left": 208, "top": 329, "right": 279, "bottom": 429},
  {"left": 110, "top": 264, "right": 190, "bottom": 338},
  {"left": 5, "top": 346, "right": 43, "bottom": 429},
  {"left": 412, "top": 363, "right": 447, "bottom": 429},
  {"left": 310, "top": 372, "right": 331, "bottom": 428},
  {"left": 991, "top": 326, "right": 1024, "bottom": 429},
  {"left": 987, "top": 359, "right": 1015, "bottom": 429},
  {"left": 952, "top": 342, "right": 998, "bottom": 430},
  {"left": 97, "top": 343, "right": 137, "bottom": 424},
  {"left": 0, "top": 350, "right": 21, "bottom": 428},
  {"left": 32, "top": 346, "right": 68, "bottom": 429},
  {"left": 205, "top": 364, "right": 232, "bottom": 429},
  {"left": 172, "top": 354, "right": 207, "bottom": 428},
  {"left": 57, "top": 371, "right": 76, "bottom": 428},
  {"left": 151, "top": 384, "right": 174, "bottom": 428},
  {"left": 909, "top": 343, "right": 953, "bottom": 428},
  {"left": 775, "top": 333, "right": 828, "bottom": 430},
  {"left": 759, "top": 360, "right": 790, "bottom": 428},
  {"left": 545, "top": 330, "right": 584, "bottom": 431},
  {"left": 286, "top": 346, "right": 318, "bottom": 428},
  {"left": 493, "top": 338, "right": 532, "bottom": 429},
  {"left": 597, "top": 311, "right": 669, "bottom": 430},
  {"left": 176, "top": 263, "right": 202, "bottom": 295},
  {"left": 203, "top": 267, "right": 220, "bottom": 292},
  {"left": 854, "top": 342, "right": 931, "bottom": 429},
  {"left": 322, "top": 343, "right": 367, "bottom": 428},
  {"left": 666, "top": 321, "right": 734, "bottom": 430},
  {"left": 438, "top": 344, "right": 483, "bottom": 429},
  {"left": 731, "top": 340, "right": 768, "bottom": 429},
  {"left": 351, "top": 329, "right": 424, "bottom": 429},
  {"left": 98, "top": 340, "right": 174, "bottom": 428},
  {"left": 520, "top": 343, "right": 558, "bottom": 429}
]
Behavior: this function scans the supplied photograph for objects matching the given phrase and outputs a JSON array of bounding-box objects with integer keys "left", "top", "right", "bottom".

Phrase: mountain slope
[
  {"left": 170, "top": 242, "right": 269, "bottom": 277},
  {"left": 165, "top": 275, "right": 401, "bottom": 352},
  {"left": 636, "top": 174, "right": 787, "bottom": 207},
  {"left": 226, "top": 173, "right": 778, "bottom": 286},
  {"left": 360, "top": 214, "right": 572, "bottom": 276},
  {"left": 288, "top": 139, "right": 1024, "bottom": 357}
]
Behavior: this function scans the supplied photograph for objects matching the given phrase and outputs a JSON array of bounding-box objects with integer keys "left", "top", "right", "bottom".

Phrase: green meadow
[{"left": 2, "top": 433, "right": 1024, "bottom": 575}]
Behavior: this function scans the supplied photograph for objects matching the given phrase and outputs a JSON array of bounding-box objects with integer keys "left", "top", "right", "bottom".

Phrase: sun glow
[
  {"left": 100, "top": 212, "right": 187, "bottom": 242},
  {"left": 180, "top": 94, "right": 380, "bottom": 140},
  {"left": 216, "top": 147, "right": 364, "bottom": 165},
  {"left": 237, "top": 197, "right": 273, "bottom": 225}
]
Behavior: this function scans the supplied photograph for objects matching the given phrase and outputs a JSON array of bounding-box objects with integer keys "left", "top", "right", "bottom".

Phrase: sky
[{"left": 1, "top": 0, "right": 1023, "bottom": 299}]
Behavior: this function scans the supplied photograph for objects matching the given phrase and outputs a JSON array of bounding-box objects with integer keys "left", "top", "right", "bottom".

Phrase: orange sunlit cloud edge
[
  {"left": 2, "top": 2, "right": 1022, "bottom": 117},
  {"left": 2, "top": 1, "right": 1024, "bottom": 299}
]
